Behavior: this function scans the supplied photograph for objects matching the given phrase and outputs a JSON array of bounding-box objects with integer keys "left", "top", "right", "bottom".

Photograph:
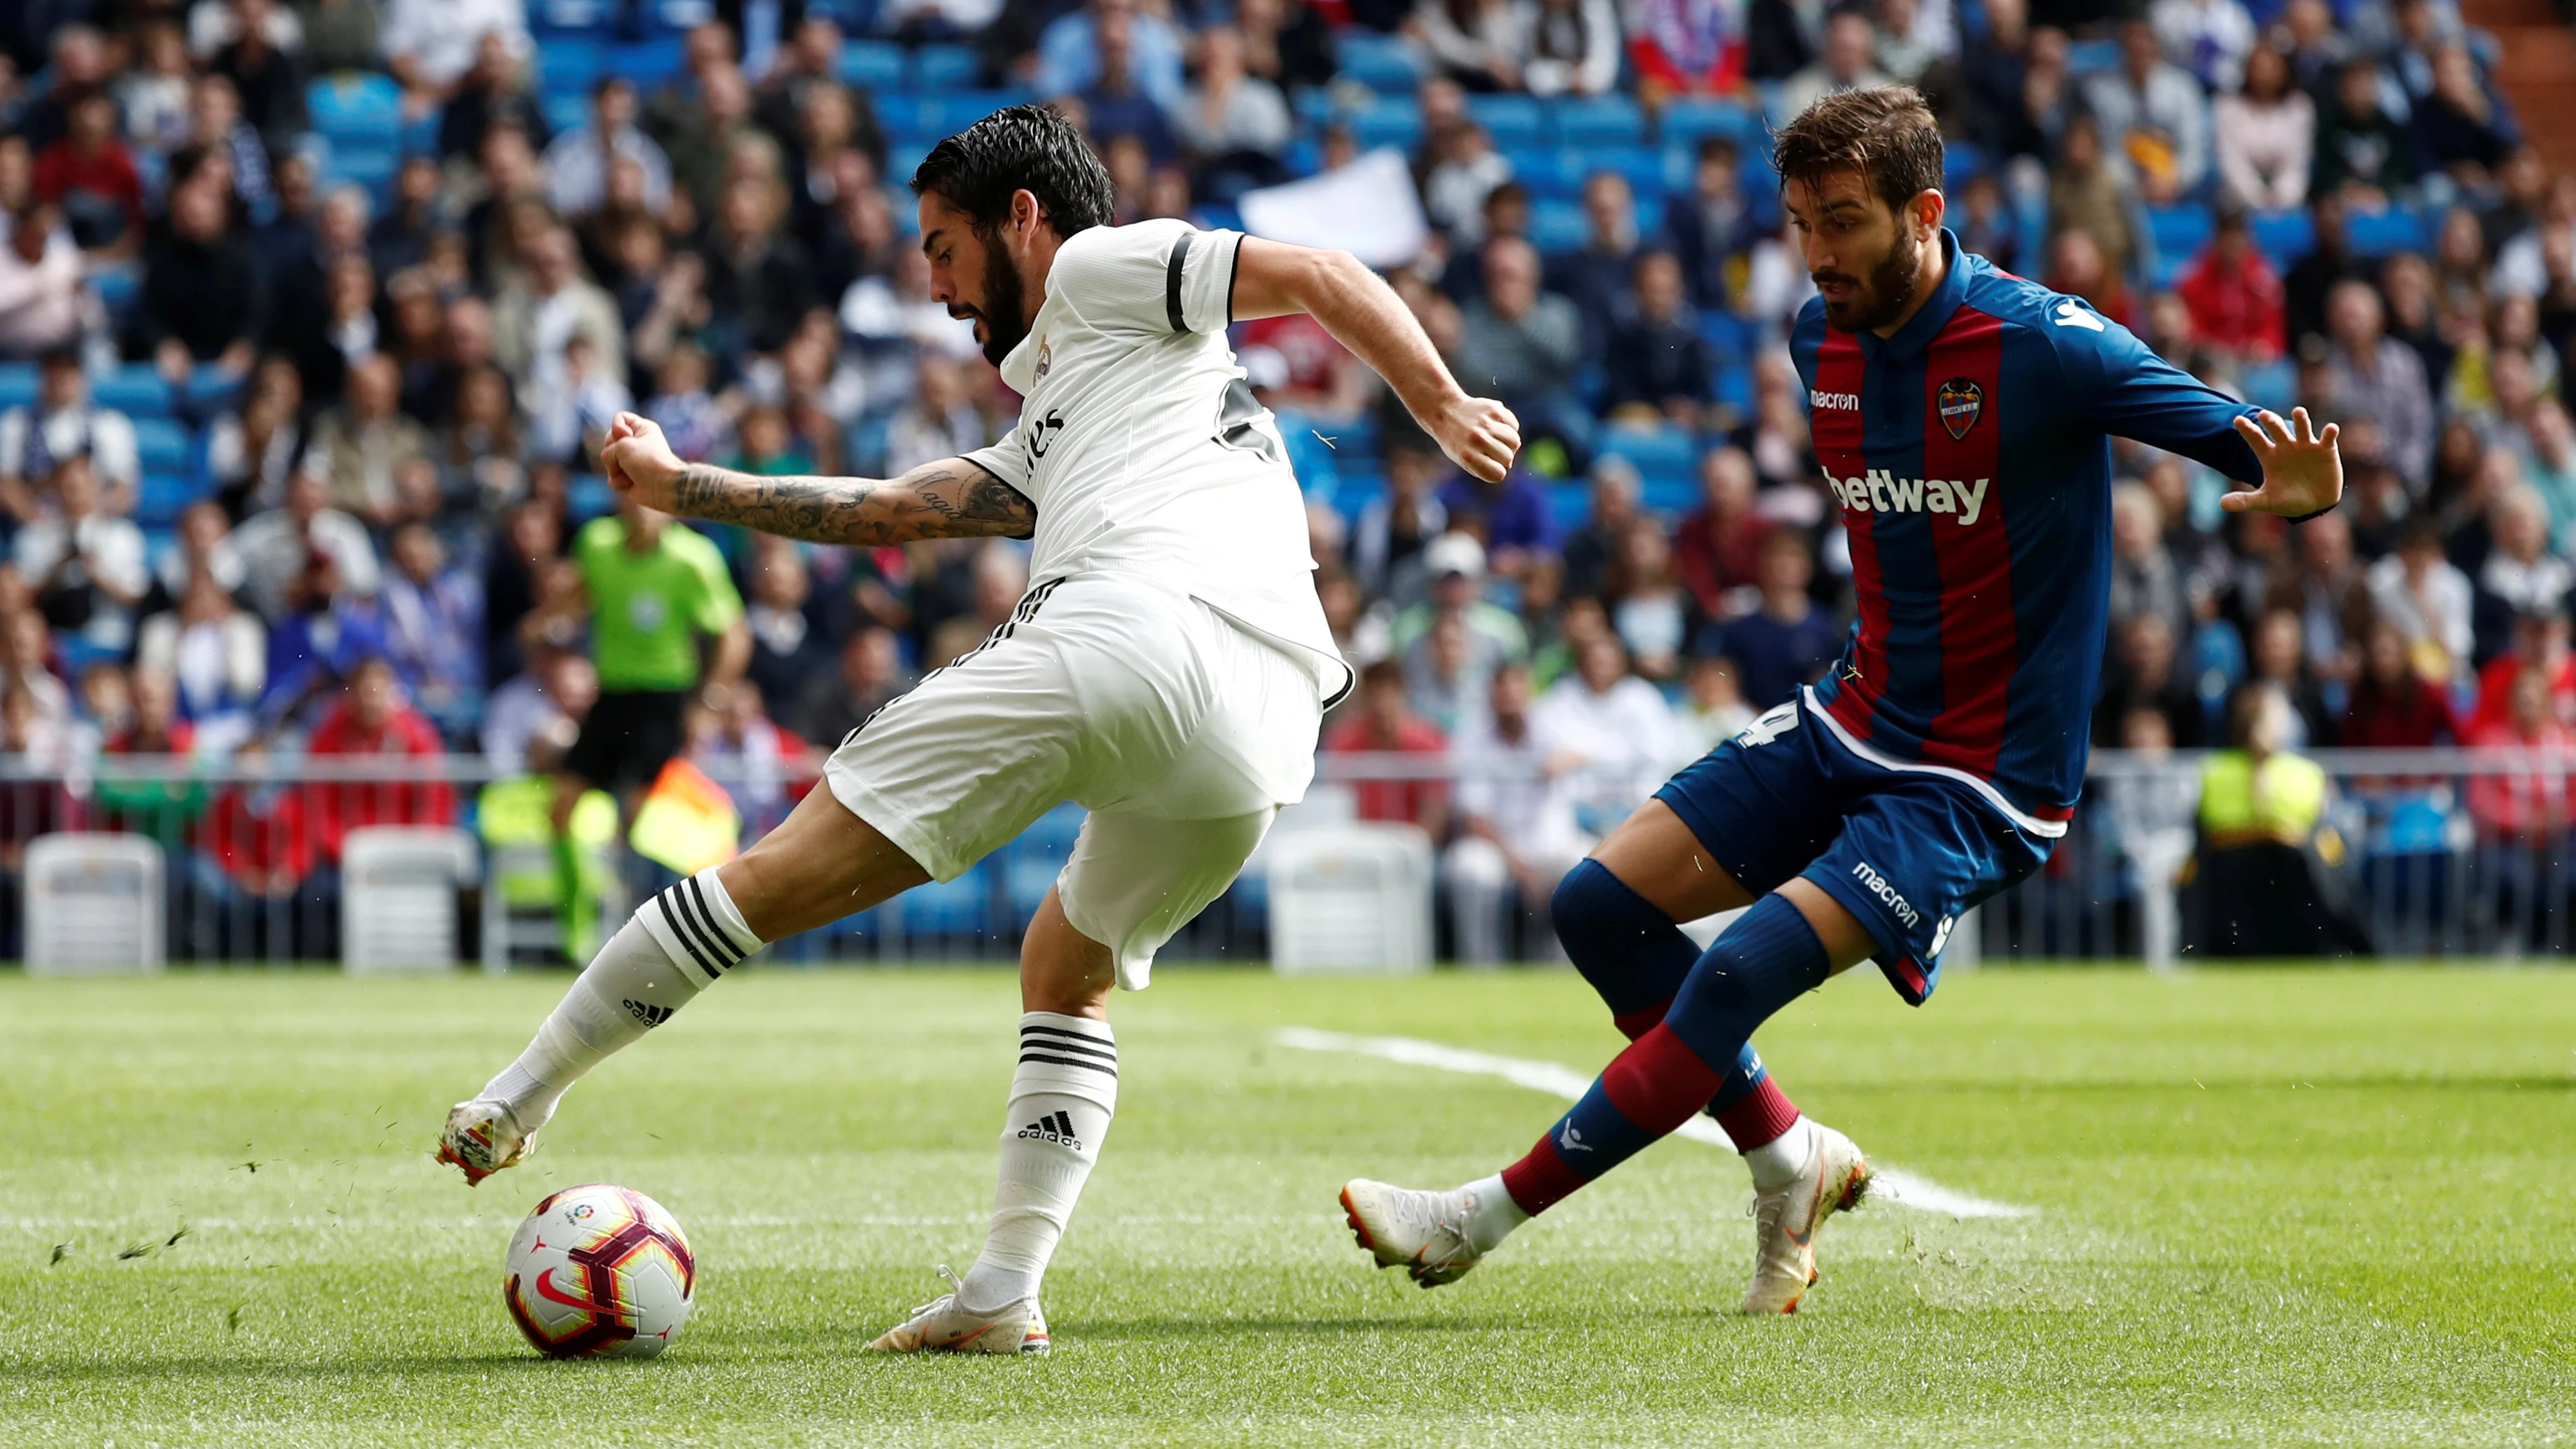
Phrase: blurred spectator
[
  {"left": 2044, "top": 226, "right": 2132, "bottom": 331},
  {"left": 2212, "top": 43, "right": 2309, "bottom": 213},
  {"left": 2243, "top": 605, "right": 2336, "bottom": 748},
  {"left": 2325, "top": 279, "right": 2437, "bottom": 487},
  {"left": 2194, "top": 682, "right": 2364, "bottom": 956},
  {"left": 1422, "top": 118, "right": 1513, "bottom": 243},
  {"left": 0, "top": 607, "right": 69, "bottom": 721},
  {"left": 205, "top": 356, "right": 307, "bottom": 519},
  {"left": 789, "top": 625, "right": 913, "bottom": 748},
  {"left": 2365, "top": 516, "right": 2475, "bottom": 686},
  {"left": 1179, "top": 25, "right": 1293, "bottom": 188},
  {"left": 483, "top": 645, "right": 596, "bottom": 765},
  {"left": 2110, "top": 480, "right": 2191, "bottom": 645},
  {"left": 1406, "top": 609, "right": 1502, "bottom": 736},
  {"left": 260, "top": 546, "right": 389, "bottom": 727},
  {"left": 383, "top": 0, "right": 534, "bottom": 118},
  {"left": 1628, "top": 0, "right": 1747, "bottom": 97},
  {"left": 1661, "top": 136, "right": 1755, "bottom": 314},
  {"left": 1041, "top": 0, "right": 1186, "bottom": 111},
  {"left": 2521, "top": 398, "right": 2576, "bottom": 552},
  {"left": 2175, "top": 208, "right": 2286, "bottom": 365},
  {"left": 381, "top": 522, "right": 484, "bottom": 737},
  {"left": 2311, "top": 60, "right": 2414, "bottom": 209},
  {"left": 2095, "top": 611, "right": 2205, "bottom": 747},
  {"left": 305, "top": 655, "right": 457, "bottom": 868},
  {"left": 704, "top": 175, "right": 817, "bottom": 359},
  {"left": 2469, "top": 608, "right": 2575, "bottom": 735},
  {"left": 1517, "top": 0, "right": 1622, "bottom": 97},
  {"left": 1531, "top": 630, "right": 1686, "bottom": 833},
  {"left": 135, "top": 564, "right": 266, "bottom": 730},
  {"left": 1608, "top": 516, "right": 1690, "bottom": 681},
  {"left": 1672, "top": 445, "right": 1766, "bottom": 618},
  {"left": 186, "top": 73, "right": 275, "bottom": 218},
  {"left": 2149, "top": 0, "right": 2255, "bottom": 92},
  {"left": 1438, "top": 462, "right": 1556, "bottom": 578},
  {"left": 212, "top": 0, "right": 308, "bottom": 153},
  {"left": 0, "top": 348, "right": 140, "bottom": 525},
  {"left": 2464, "top": 668, "right": 2575, "bottom": 860},
  {"left": 132, "top": 169, "right": 263, "bottom": 381},
  {"left": 0, "top": 200, "right": 81, "bottom": 361},
  {"left": 1234, "top": 0, "right": 1338, "bottom": 92},
  {"left": 1414, "top": 0, "right": 1523, "bottom": 92},
  {"left": 2081, "top": 18, "right": 2210, "bottom": 203},
  {"left": 2285, "top": 194, "right": 2372, "bottom": 352},
  {"left": 742, "top": 538, "right": 838, "bottom": 714},
  {"left": 1675, "top": 651, "right": 1753, "bottom": 751},
  {"left": 1559, "top": 454, "right": 1639, "bottom": 601},
  {"left": 32, "top": 92, "right": 141, "bottom": 253},
  {"left": 1459, "top": 237, "right": 1586, "bottom": 464},
  {"left": 14, "top": 455, "right": 146, "bottom": 652},
  {"left": 1394, "top": 531, "right": 1528, "bottom": 659},
  {"left": 223, "top": 470, "right": 383, "bottom": 620},
  {"left": 547, "top": 77, "right": 674, "bottom": 220},
  {"left": 1776, "top": 10, "right": 1892, "bottom": 123},
  {"left": 118, "top": 22, "right": 198, "bottom": 157},
  {"left": 1951, "top": 172, "right": 2021, "bottom": 277},
  {"left": 2047, "top": 114, "right": 2142, "bottom": 288},
  {"left": 2413, "top": 44, "right": 2519, "bottom": 195},
  {"left": 302, "top": 354, "right": 432, "bottom": 527},
  {"left": 2341, "top": 613, "right": 2460, "bottom": 747},
  {"left": 1705, "top": 527, "right": 1837, "bottom": 709},
  {"left": 304, "top": 0, "right": 383, "bottom": 77},
  {"left": 495, "top": 226, "right": 628, "bottom": 423},
  {"left": 1604, "top": 251, "right": 1715, "bottom": 423},
  {"left": 1324, "top": 656, "right": 1450, "bottom": 834},
  {"left": 1442, "top": 661, "right": 1588, "bottom": 963},
  {"left": 1549, "top": 171, "right": 1646, "bottom": 350}
]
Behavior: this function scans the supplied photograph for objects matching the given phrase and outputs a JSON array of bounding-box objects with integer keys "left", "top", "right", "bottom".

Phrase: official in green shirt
[{"left": 558, "top": 497, "right": 750, "bottom": 827}]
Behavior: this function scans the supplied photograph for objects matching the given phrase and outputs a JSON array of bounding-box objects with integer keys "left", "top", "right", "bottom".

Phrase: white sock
[
  {"left": 478, "top": 868, "right": 763, "bottom": 1130},
  {"left": 1458, "top": 1172, "right": 1530, "bottom": 1253},
  {"left": 1742, "top": 1116, "right": 1816, "bottom": 1191},
  {"left": 957, "top": 1013, "right": 1117, "bottom": 1314}
]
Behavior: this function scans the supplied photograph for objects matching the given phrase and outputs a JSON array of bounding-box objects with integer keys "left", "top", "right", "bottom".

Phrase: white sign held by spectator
[{"left": 1237, "top": 149, "right": 1428, "bottom": 270}]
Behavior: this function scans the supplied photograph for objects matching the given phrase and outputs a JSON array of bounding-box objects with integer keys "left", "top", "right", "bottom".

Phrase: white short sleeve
[
  {"left": 1051, "top": 220, "right": 1245, "bottom": 339},
  {"left": 964, "top": 428, "right": 1033, "bottom": 495}
]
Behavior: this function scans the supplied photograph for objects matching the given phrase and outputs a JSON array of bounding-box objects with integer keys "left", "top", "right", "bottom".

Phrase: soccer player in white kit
[{"left": 437, "top": 105, "right": 1521, "bottom": 1353}]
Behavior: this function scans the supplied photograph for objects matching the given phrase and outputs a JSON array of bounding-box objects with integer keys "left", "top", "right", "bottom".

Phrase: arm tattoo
[{"left": 670, "top": 461, "right": 1036, "bottom": 546}]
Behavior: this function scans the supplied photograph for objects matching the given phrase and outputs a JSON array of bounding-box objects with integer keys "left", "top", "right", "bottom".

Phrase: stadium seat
[
  {"left": 135, "top": 474, "right": 209, "bottom": 527},
  {"left": 92, "top": 364, "right": 172, "bottom": 417},
  {"left": 1696, "top": 311, "right": 1756, "bottom": 367},
  {"left": 132, "top": 418, "right": 193, "bottom": 473},
  {"left": 1658, "top": 97, "right": 1761, "bottom": 148},
  {"left": 1465, "top": 94, "right": 1544, "bottom": 149},
  {"left": 1942, "top": 138, "right": 1988, "bottom": 187},
  {"left": 321, "top": 144, "right": 399, "bottom": 199},
  {"left": 1565, "top": 144, "right": 1670, "bottom": 196},
  {"left": 2346, "top": 206, "right": 2429, "bottom": 256},
  {"left": 1351, "top": 97, "right": 1423, "bottom": 152},
  {"left": 2147, "top": 202, "right": 2214, "bottom": 261},
  {"left": 910, "top": 44, "right": 978, "bottom": 90},
  {"left": 567, "top": 473, "right": 618, "bottom": 520},
  {"left": 530, "top": 0, "right": 615, "bottom": 31},
  {"left": 1550, "top": 95, "right": 1644, "bottom": 148},
  {"left": 0, "top": 363, "right": 36, "bottom": 412},
  {"left": 1338, "top": 32, "right": 1424, "bottom": 93},
  {"left": 841, "top": 40, "right": 905, "bottom": 90},
  {"left": 22, "top": 835, "right": 165, "bottom": 974},
  {"left": 609, "top": 37, "right": 688, "bottom": 88},
  {"left": 542, "top": 94, "right": 590, "bottom": 137},
  {"left": 306, "top": 74, "right": 402, "bottom": 147},
  {"left": 899, "top": 864, "right": 992, "bottom": 936},
  {"left": 649, "top": 0, "right": 716, "bottom": 30},
  {"left": 1597, "top": 425, "right": 1700, "bottom": 506},
  {"left": 1546, "top": 480, "right": 1592, "bottom": 536},
  {"left": 536, "top": 38, "right": 604, "bottom": 97},
  {"left": 1528, "top": 197, "right": 1588, "bottom": 252},
  {"left": 2250, "top": 207, "right": 2314, "bottom": 263}
]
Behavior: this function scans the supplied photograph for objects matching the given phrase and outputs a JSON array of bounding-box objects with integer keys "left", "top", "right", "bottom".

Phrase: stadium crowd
[{"left": 0, "top": 0, "right": 2573, "bottom": 957}]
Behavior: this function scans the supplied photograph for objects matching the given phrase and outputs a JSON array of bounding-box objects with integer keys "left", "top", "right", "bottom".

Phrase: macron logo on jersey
[
  {"left": 1851, "top": 861, "right": 1923, "bottom": 929},
  {"left": 1824, "top": 470, "right": 1993, "bottom": 525},
  {"left": 1811, "top": 389, "right": 1861, "bottom": 412}
]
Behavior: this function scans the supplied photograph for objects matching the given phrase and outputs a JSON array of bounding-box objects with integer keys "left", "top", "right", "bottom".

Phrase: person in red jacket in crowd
[
  {"left": 2175, "top": 206, "right": 2288, "bottom": 365},
  {"left": 1671, "top": 445, "right": 1771, "bottom": 620},
  {"left": 2340, "top": 616, "right": 2462, "bottom": 748},
  {"left": 304, "top": 655, "right": 455, "bottom": 866},
  {"left": 1322, "top": 656, "right": 1450, "bottom": 837},
  {"left": 2467, "top": 609, "right": 2576, "bottom": 735},
  {"left": 32, "top": 92, "right": 144, "bottom": 252}
]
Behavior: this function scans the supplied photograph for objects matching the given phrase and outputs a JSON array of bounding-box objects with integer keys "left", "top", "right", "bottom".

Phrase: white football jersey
[{"left": 966, "top": 218, "right": 1351, "bottom": 705}]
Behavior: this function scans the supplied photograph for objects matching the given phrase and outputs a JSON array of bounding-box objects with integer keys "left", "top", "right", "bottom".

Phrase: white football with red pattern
[{"left": 502, "top": 1184, "right": 696, "bottom": 1359}]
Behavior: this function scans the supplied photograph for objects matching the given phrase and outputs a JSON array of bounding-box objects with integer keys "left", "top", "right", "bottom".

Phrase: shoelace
[{"left": 903, "top": 1263, "right": 967, "bottom": 1321}]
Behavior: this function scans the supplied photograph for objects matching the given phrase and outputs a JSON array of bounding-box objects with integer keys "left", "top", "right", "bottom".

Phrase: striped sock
[
  {"left": 636, "top": 868, "right": 765, "bottom": 985},
  {"left": 958, "top": 1013, "right": 1118, "bottom": 1314}
]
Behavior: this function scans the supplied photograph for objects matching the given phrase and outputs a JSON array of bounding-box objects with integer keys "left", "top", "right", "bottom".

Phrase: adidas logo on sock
[
  {"left": 623, "top": 999, "right": 674, "bottom": 1027},
  {"left": 1015, "top": 1110, "right": 1082, "bottom": 1151}
]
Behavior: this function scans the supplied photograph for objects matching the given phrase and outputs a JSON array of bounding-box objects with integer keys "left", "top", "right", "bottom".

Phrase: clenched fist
[
  {"left": 600, "top": 412, "right": 687, "bottom": 513},
  {"left": 1431, "top": 395, "right": 1522, "bottom": 483}
]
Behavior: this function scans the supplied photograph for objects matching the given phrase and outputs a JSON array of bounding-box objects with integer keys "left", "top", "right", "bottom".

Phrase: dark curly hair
[
  {"left": 910, "top": 104, "right": 1116, "bottom": 239},
  {"left": 1771, "top": 85, "right": 1946, "bottom": 217}
]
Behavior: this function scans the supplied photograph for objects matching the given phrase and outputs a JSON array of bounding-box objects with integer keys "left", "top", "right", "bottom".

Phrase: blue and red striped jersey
[{"left": 1790, "top": 231, "right": 2265, "bottom": 829}]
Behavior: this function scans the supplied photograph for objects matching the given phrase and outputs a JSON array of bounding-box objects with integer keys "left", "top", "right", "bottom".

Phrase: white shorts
[{"left": 824, "top": 571, "right": 1327, "bottom": 990}]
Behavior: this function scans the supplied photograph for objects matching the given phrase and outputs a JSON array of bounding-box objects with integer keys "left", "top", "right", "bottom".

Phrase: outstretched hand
[
  {"left": 1432, "top": 396, "right": 1522, "bottom": 483},
  {"left": 600, "top": 412, "right": 685, "bottom": 513},
  {"left": 2221, "top": 407, "right": 2342, "bottom": 518}
]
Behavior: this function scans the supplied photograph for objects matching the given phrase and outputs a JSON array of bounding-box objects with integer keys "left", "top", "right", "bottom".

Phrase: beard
[
  {"left": 1816, "top": 227, "right": 1923, "bottom": 334},
  {"left": 967, "top": 230, "right": 1030, "bottom": 367}
]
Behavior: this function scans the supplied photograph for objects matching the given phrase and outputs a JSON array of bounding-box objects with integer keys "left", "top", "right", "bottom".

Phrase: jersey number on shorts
[{"left": 1735, "top": 701, "right": 1800, "bottom": 749}]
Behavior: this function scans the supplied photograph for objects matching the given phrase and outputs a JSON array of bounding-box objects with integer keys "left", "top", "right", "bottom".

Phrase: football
[{"left": 501, "top": 1184, "right": 696, "bottom": 1359}]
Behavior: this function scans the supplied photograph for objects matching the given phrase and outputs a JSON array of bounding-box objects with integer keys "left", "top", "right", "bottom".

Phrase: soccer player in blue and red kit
[{"left": 1339, "top": 87, "right": 2344, "bottom": 1313}]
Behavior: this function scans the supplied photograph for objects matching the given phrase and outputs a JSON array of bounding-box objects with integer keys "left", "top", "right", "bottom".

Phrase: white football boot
[
  {"left": 1740, "top": 1122, "right": 1871, "bottom": 1315},
  {"left": 436, "top": 1100, "right": 536, "bottom": 1186},
  {"left": 1339, "top": 1179, "right": 1493, "bottom": 1287},
  {"left": 866, "top": 1268, "right": 1051, "bottom": 1355}
]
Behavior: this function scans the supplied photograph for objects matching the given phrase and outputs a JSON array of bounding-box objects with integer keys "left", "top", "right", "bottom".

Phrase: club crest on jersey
[
  {"left": 1937, "top": 377, "right": 1984, "bottom": 441},
  {"left": 1034, "top": 338, "right": 1051, "bottom": 378}
]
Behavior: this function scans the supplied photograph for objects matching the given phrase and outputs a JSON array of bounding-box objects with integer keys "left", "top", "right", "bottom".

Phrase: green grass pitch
[{"left": 4, "top": 963, "right": 2574, "bottom": 1447}]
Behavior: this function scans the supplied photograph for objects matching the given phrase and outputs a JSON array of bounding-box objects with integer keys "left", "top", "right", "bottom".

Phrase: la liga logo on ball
[{"left": 503, "top": 1184, "right": 695, "bottom": 1359}]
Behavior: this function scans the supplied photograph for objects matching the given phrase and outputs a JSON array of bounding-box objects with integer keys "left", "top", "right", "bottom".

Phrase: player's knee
[
  {"left": 1551, "top": 859, "right": 1663, "bottom": 961},
  {"left": 1664, "top": 894, "right": 1830, "bottom": 1065}
]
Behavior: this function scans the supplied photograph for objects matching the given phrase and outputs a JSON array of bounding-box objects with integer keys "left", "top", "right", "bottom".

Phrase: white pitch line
[{"left": 1274, "top": 1026, "right": 2037, "bottom": 1220}]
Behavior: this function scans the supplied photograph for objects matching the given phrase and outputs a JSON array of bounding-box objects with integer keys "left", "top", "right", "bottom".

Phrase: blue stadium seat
[
  {"left": 307, "top": 74, "right": 402, "bottom": 147},
  {"left": 135, "top": 473, "right": 210, "bottom": 527},
  {"left": 901, "top": 865, "right": 991, "bottom": 936},
  {"left": 567, "top": 473, "right": 617, "bottom": 520},
  {"left": 842, "top": 40, "right": 906, "bottom": 90},
  {"left": 649, "top": 0, "right": 716, "bottom": 30},
  {"left": 92, "top": 365, "right": 172, "bottom": 417},
  {"left": 609, "top": 37, "right": 688, "bottom": 88},
  {"left": 0, "top": 363, "right": 34, "bottom": 412},
  {"left": 2250, "top": 207, "right": 2313, "bottom": 263},
  {"left": 537, "top": 38, "right": 604, "bottom": 97},
  {"left": 2147, "top": 202, "right": 2213, "bottom": 261},
  {"left": 1504, "top": 146, "right": 1575, "bottom": 197},
  {"left": 132, "top": 418, "right": 193, "bottom": 473},
  {"left": 880, "top": 90, "right": 1032, "bottom": 141},
  {"left": 1465, "top": 94, "right": 1544, "bottom": 149},
  {"left": 530, "top": 0, "right": 616, "bottom": 31},
  {"left": 187, "top": 363, "right": 244, "bottom": 410},
  {"left": 2346, "top": 206, "right": 2428, "bottom": 256},
  {"left": 1550, "top": 95, "right": 1644, "bottom": 147},
  {"left": 543, "top": 94, "right": 590, "bottom": 137},
  {"left": 1696, "top": 312, "right": 1755, "bottom": 367},
  {"left": 1016, "top": 803, "right": 1086, "bottom": 857},
  {"left": 1658, "top": 97, "right": 1761, "bottom": 148},
  {"left": 1565, "top": 144, "right": 1668, "bottom": 196},
  {"left": 1546, "top": 480, "right": 1593, "bottom": 535},
  {"left": 2065, "top": 37, "right": 2121, "bottom": 72},
  {"left": 322, "top": 144, "right": 399, "bottom": 197},
  {"left": 1528, "top": 197, "right": 1588, "bottom": 251},
  {"left": 1004, "top": 854, "right": 1064, "bottom": 916},
  {"left": 910, "top": 44, "right": 978, "bottom": 90},
  {"left": 1338, "top": 32, "right": 1424, "bottom": 92},
  {"left": 1352, "top": 97, "right": 1423, "bottom": 151},
  {"left": 1941, "top": 139, "right": 1988, "bottom": 186},
  {"left": 1597, "top": 424, "right": 1698, "bottom": 486}
]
